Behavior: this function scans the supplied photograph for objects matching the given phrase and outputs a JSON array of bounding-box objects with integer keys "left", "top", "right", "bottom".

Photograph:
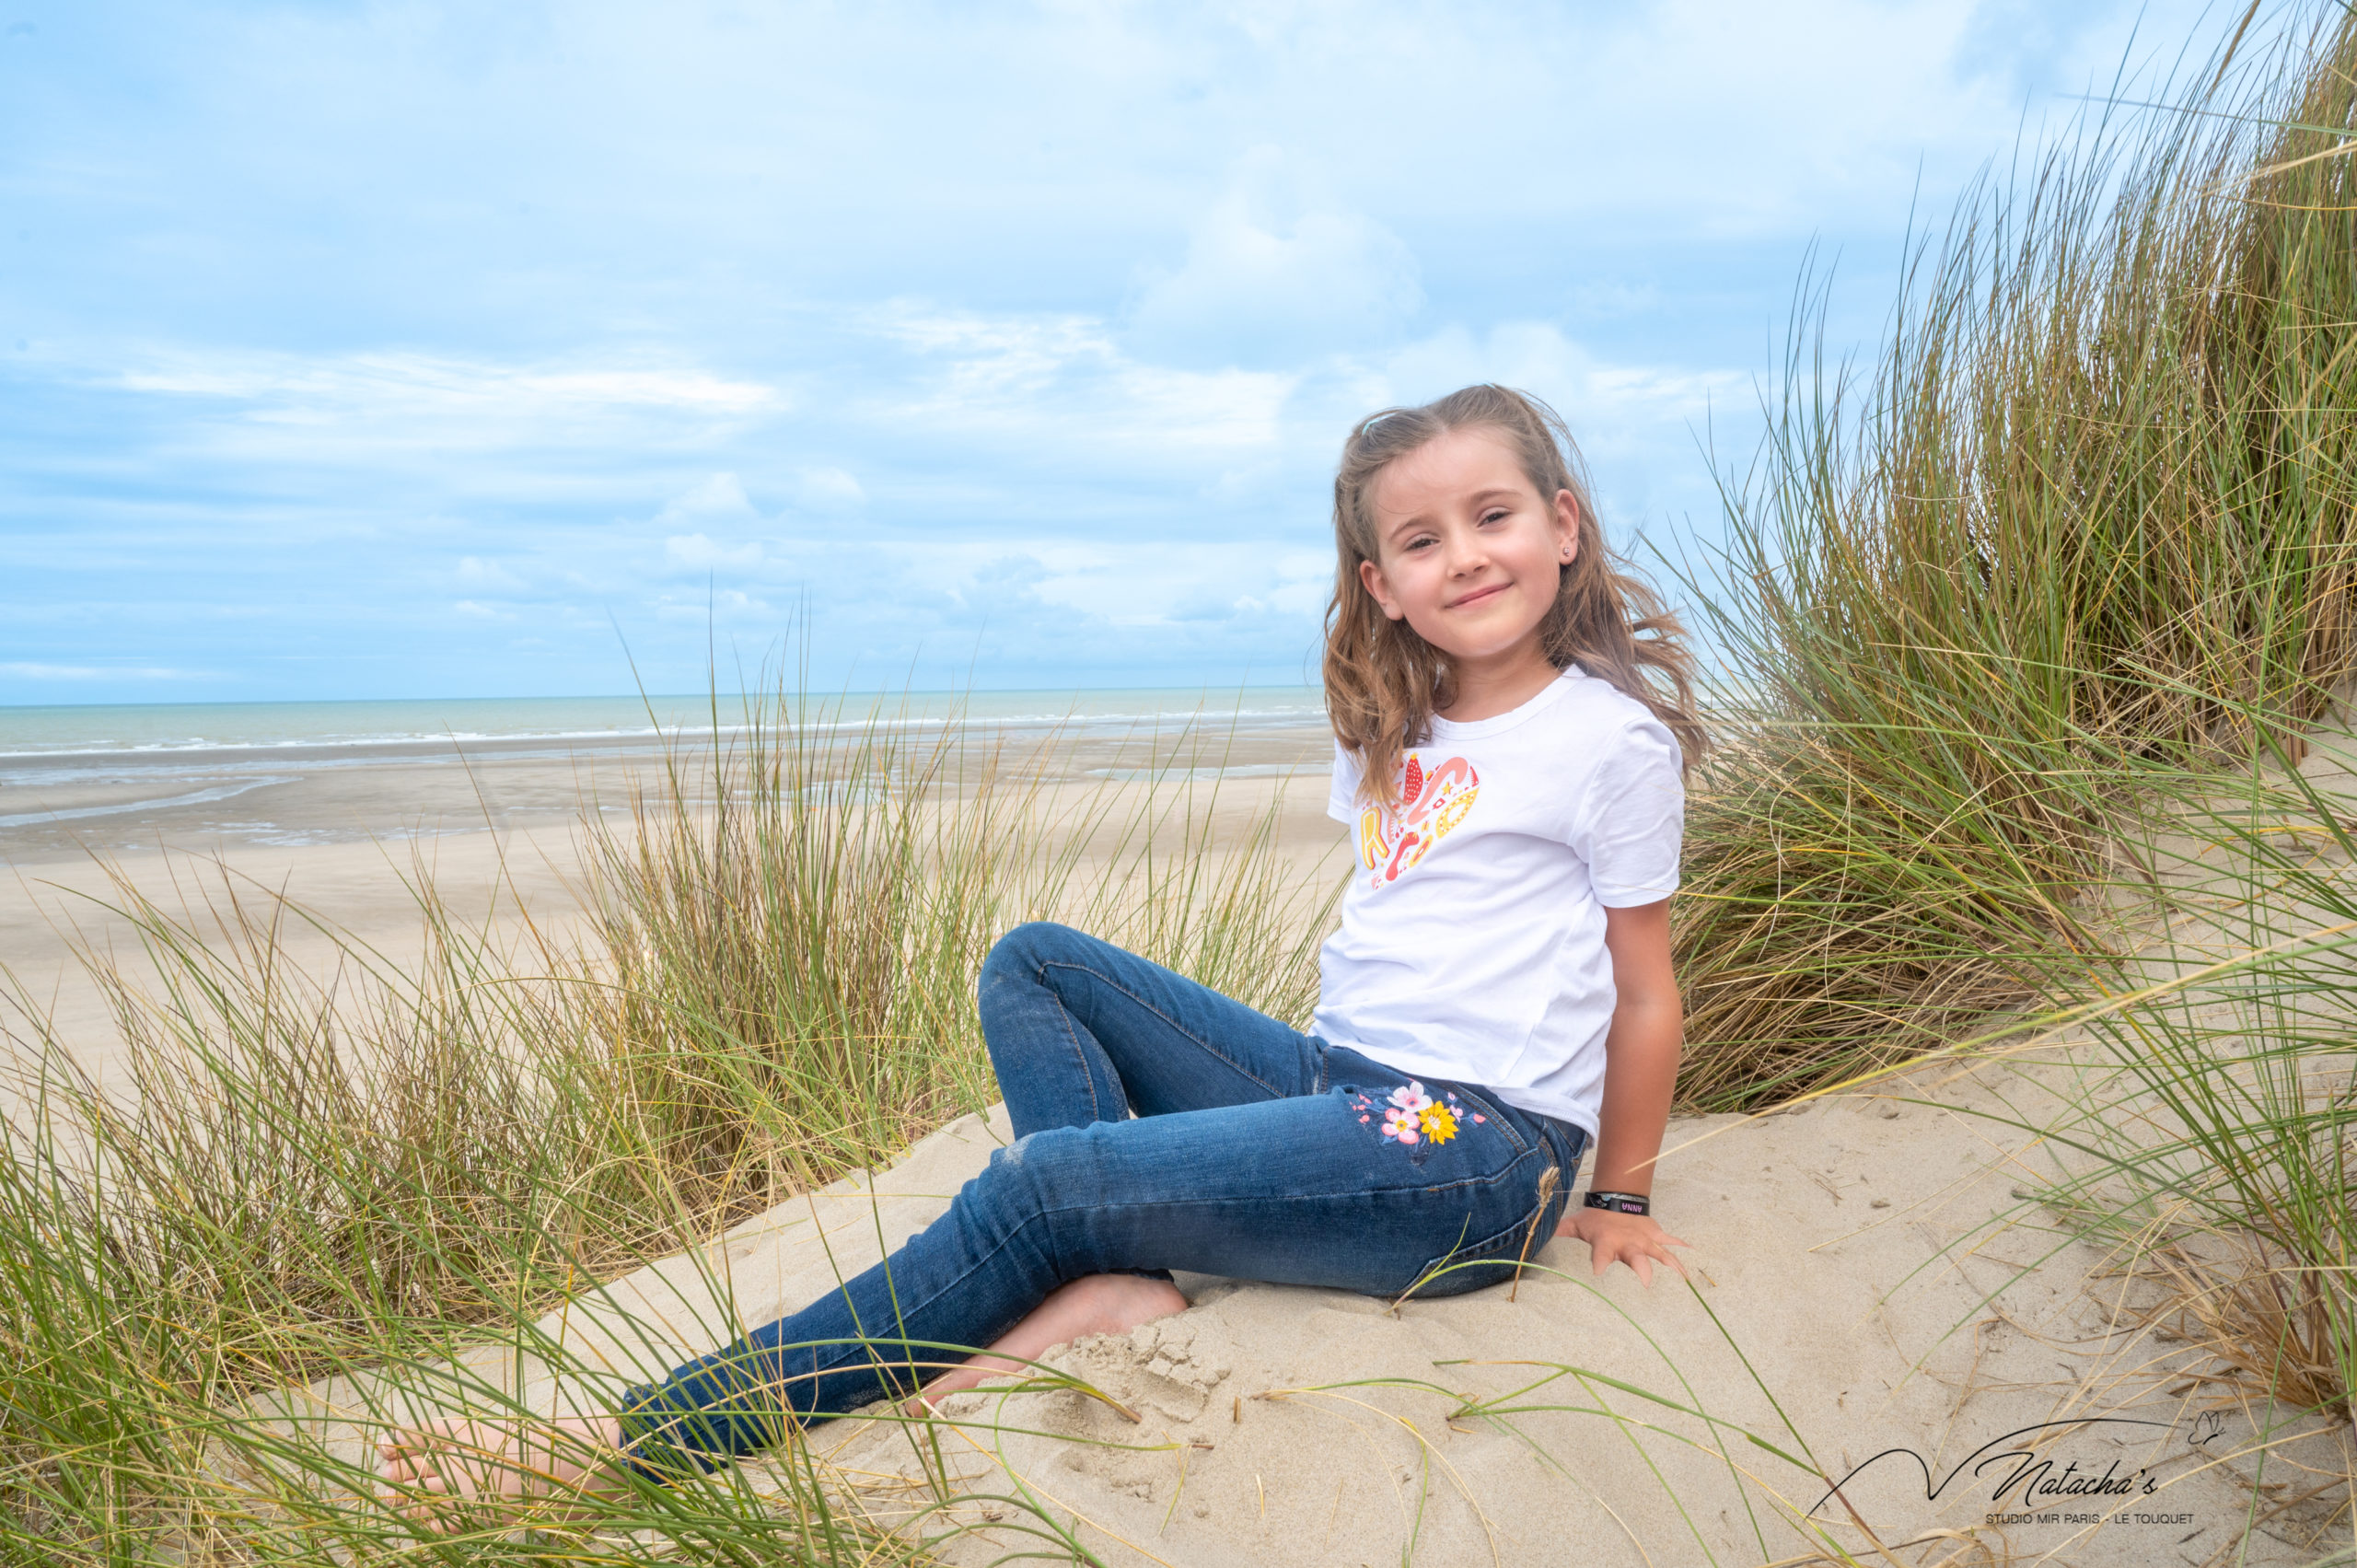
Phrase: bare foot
[
  {"left": 377, "top": 1412, "right": 624, "bottom": 1530},
  {"left": 906, "top": 1272, "right": 1188, "bottom": 1415}
]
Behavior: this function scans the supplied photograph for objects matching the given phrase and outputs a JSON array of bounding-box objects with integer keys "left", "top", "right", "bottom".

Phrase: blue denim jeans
[{"left": 617, "top": 921, "right": 1587, "bottom": 1475}]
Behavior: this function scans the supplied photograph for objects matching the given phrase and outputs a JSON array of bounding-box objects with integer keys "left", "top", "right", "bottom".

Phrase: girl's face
[{"left": 1357, "top": 425, "right": 1578, "bottom": 672}]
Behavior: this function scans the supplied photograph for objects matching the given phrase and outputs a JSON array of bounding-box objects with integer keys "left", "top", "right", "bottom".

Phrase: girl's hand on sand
[{"left": 1555, "top": 1207, "right": 1694, "bottom": 1284}]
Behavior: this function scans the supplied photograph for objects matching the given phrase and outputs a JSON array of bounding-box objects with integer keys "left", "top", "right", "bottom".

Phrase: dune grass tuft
[
  {"left": 1671, "top": 5, "right": 2357, "bottom": 1110},
  {"left": 1655, "top": 1, "right": 2357, "bottom": 1482}
]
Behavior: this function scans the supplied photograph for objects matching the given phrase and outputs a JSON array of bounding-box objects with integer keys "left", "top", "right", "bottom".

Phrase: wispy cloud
[
  {"left": 121, "top": 353, "right": 778, "bottom": 414},
  {"left": 1128, "top": 146, "right": 1422, "bottom": 366},
  {"left": 0, "top": 662, "right": 205, "bottom": 681},
  {"left": 664, "top": 533, "right": 763, "bottom": 569},
  {"left": 864, "top": 304, "right": 1296, "bottom": 460},
  {"left": 101, "top": 348, "right": 785, "bottom": 464},
  {"left": 791, "top": 467, "right": 866, "bottom": 512},
  {"left": 456, "top": 556, "right": 528, "bottom": 590},
  {"left": 656, "top": 473, "right": 760, "bottom": 528}
]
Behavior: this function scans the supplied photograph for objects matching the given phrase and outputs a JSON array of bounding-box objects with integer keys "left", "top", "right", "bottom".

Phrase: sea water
[
  {"left": 0, "top": 688, "right": 1326, "bottom": 759},
  {"left": 0, "top": 688, "right": 1331, "bottom": 843}
]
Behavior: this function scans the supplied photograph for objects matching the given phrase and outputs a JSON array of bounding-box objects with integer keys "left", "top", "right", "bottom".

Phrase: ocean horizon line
[
  {"left": 0, "top": 686, "right": 1331, "bottom": 762},
  {"left": 0, "top": 680, "right": 1324, "bottom": 714}
]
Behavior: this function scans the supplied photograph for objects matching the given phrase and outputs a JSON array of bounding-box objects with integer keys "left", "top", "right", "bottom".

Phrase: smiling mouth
[{"left": 1447, "top": 583, "right": 1510, "bottom": 610}]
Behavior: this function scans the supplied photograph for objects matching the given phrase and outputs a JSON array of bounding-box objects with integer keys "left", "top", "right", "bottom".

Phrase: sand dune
[{"left": 253, "top": 1057, "right": 2343, "bottom": 1565}]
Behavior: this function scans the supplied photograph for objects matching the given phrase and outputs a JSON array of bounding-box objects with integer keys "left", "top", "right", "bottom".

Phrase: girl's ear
[
  {"left": 1553, "top": 488, "right": 1580, "bottom": 565},
  {"left": 1358, "top": 556, "right": 1407, "bottom": 621}
]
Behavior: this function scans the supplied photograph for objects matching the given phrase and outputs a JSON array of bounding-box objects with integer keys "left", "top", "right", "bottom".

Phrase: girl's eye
[{"left": 1480, "top": 508, "right": 1509, "bottom": 526}]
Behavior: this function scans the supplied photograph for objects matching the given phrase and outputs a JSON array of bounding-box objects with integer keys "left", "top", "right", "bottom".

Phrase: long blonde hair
[{"left": 1321, "top": 384, "right": 1707, "bottom": 806}]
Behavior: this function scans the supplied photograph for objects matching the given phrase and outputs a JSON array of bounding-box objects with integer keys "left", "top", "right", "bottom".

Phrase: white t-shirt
[{"left": 1312, "top": 665, "right": 1683, "bottom": 1140}]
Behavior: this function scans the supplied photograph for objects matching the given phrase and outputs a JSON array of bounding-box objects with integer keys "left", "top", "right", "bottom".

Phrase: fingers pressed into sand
[
  {"left": 906, "top": 1272, "right": 1189, "bottom": 1415},
  {"left": 1606, "top": 1228, "right": 1695, "bottom": 1285}
]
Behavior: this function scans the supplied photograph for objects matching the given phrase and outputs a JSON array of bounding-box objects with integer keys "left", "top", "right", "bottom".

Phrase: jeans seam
[
  {"left": 1550, "top": 1122, "right": 1588, "bottom": 1176},
  {"left": 1038, "top": 957, "right": 1296, "bottom": 1100},
  {"left": 885, "top": 1155, "right": 1543, "bottom": 1350},
  {"left": 1031, "top": 953, "right": 1109, "bottom": 1125}
]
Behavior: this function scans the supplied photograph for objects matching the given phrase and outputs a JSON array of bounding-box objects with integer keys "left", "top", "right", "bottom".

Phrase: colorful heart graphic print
[{"left": 1356, "top": 752, "right": 1480, "bottom": 889}]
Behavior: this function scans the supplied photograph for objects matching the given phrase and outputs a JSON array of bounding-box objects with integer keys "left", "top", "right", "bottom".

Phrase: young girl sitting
[{"left": 380, "top": 382, "right": 1703, "bottom": 1519}]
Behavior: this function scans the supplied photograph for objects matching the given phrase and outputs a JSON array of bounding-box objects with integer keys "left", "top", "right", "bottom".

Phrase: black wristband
[{"left": 1584, "top": 1190, "right": 1650, "bottom": 1215}]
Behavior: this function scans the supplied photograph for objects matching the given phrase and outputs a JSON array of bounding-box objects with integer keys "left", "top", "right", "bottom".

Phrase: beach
[
  {"left": 6, "top": 694, "right": 2351, "bottom": 1566},
  {"left": 0, "top": 692, "right": 1341, "bottom": 1090}
]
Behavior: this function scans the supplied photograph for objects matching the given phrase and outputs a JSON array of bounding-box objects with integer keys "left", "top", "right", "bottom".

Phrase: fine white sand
[
  {"left": 1, "top": 824, "right": 600, "bottom": 1102},
  {"left": 254, "top": 1066, "right": 2347, "bottom": 1566}
]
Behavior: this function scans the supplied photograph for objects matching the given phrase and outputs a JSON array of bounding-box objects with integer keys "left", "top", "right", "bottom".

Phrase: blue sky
[{"left": 0, "top": 0, "right": 2232, "bottom": 703}]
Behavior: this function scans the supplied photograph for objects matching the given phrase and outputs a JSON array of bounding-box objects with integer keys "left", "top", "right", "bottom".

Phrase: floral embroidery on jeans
[{"left": 1353, "top": 1081, "right": 1484, "bottom": 1166}]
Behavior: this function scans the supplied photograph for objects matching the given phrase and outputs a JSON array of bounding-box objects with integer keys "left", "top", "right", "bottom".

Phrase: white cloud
[
  {"left": 656, "top": 473, "right": 766, "bottom": 570},
  {"left": 664, "top": 532, "right": 763, "bottom": 569},
  {"left": 865, "top": 304, "right": 1294, "bottom": 460},
  {"left": 653, "top": 587, "right": 772, "bottom": 621},
  {"left": 888, "top": 539, "right": 1335, "bottom": 633},
  {"left": 0, "top": 662, "right": 201, "bottom": 679},
  {"left": 106, "top": 348, "right": 785, "bottom": 462},
  {"left": 792, "top": 466, "right": 866, "bottom": 512},
  {"left": 656, "top": 471, "right": 759, "bottom": 527},
  {"left": 123, "top": 353, "right": 777, "bottom": 413},
  {"left": 1330, "top": 321, "right": 1749, "bottom": 464},
  {"left": 456, "top": 555, "right": 527, "bottom": 589},
  {"left": 1128, "top": 146, "right": 1422, "bottom": 366}
]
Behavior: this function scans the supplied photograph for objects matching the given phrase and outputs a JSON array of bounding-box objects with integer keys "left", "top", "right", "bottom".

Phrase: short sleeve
[
  {"left": 1567, "top": 717, "right": 1684, "bottom": 906},
  {"left": 1326, "top": 738, "right": 1362, "bottom": 827}
]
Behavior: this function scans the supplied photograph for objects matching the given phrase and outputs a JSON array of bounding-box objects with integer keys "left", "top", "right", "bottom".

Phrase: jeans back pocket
[{"left": 1396, "top": 1156, "right": 1567, "bottom": 1302}]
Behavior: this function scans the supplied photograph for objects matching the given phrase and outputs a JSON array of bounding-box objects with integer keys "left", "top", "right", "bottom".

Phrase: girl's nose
[{"left": 1445, "top": 529, "right": 1488, "bottom": 573}]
